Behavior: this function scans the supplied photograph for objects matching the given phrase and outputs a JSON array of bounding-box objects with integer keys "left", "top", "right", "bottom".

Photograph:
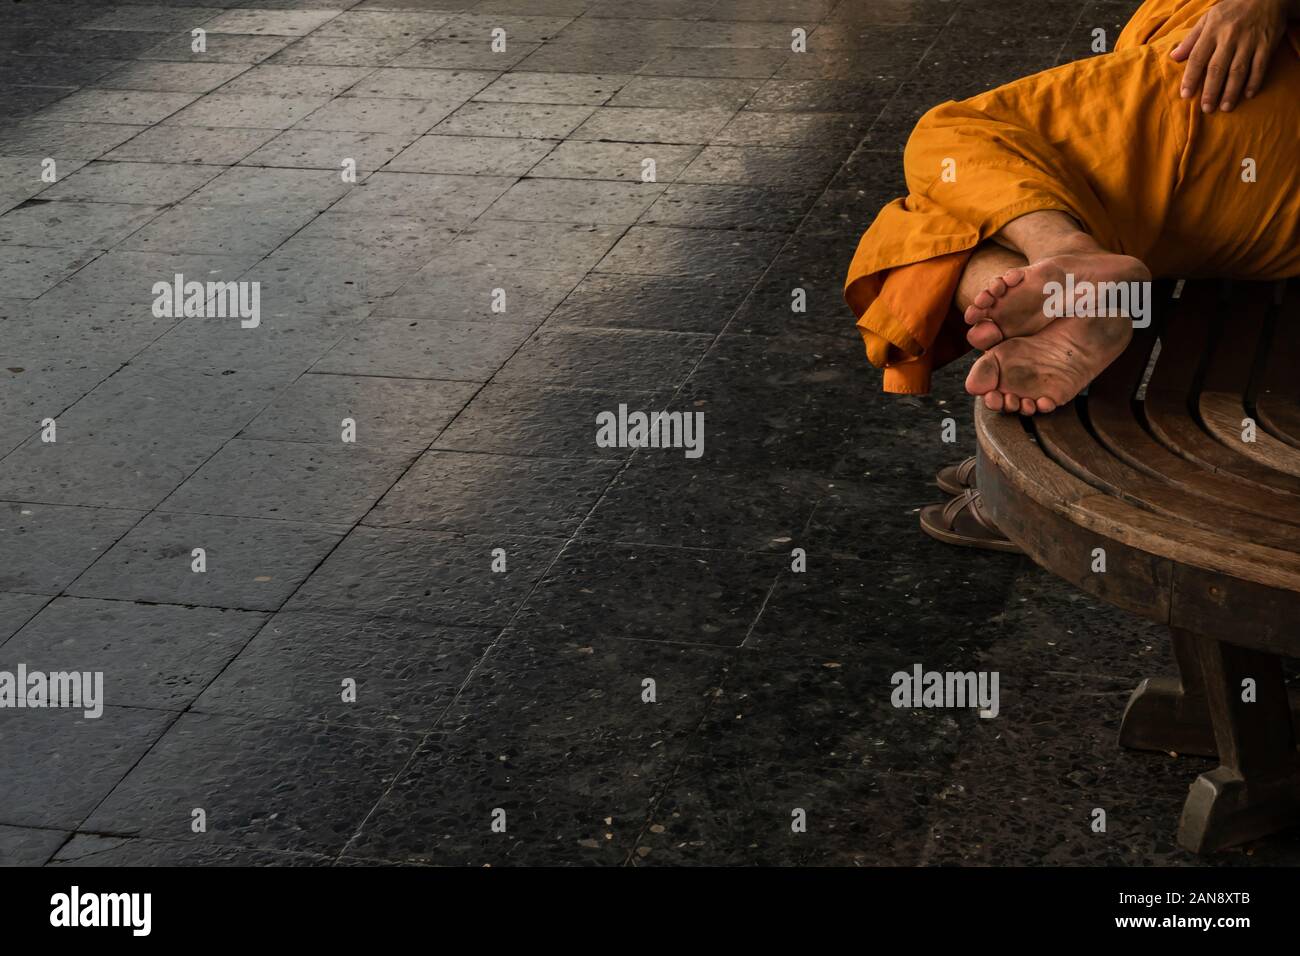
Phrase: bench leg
[
  {"left": 1119, "top": 628, "right": 1215, "bottom": 756},
  {"left": 1177, "top": 636, "right": 1300, "bottom": 853},
  {"left": 1119, "top": 628, "right": 1300, "bottom": 758}
]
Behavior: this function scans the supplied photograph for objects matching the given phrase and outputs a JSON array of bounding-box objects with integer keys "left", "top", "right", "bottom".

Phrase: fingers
[
  {"left": 1244, "top": 43, "right": 1272, "bottom": 99},
  {"left": 1199, "top": 41, "right": 1235, "bottom": 111},
  {"left": 1180, "top": 32, "right": 1214, "bottom": 100},
  {"left": 1171, "top": 20, "right": 1204, "bottom": 62},
  {"left": 1218, "top": 45, "right": 1253, "bottom": 111}
]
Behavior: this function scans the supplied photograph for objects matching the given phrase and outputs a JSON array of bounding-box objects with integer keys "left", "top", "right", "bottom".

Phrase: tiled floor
[{"left": 1, "top": 0, "right": 1296, "bottom": 867}]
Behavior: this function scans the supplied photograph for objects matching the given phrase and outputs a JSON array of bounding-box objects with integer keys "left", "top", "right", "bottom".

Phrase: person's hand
[{"left": 1170, "top": 0, "right": 1288, "bottom": 112}]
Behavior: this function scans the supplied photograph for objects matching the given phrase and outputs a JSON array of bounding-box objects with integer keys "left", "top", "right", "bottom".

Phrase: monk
[{"left": 844, "top": 0, "right": 1300, "bottom": 417}]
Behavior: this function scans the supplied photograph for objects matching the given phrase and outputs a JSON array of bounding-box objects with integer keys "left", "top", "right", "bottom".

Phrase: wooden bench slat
[
  {"left": 1200, "top": 393, "right": 1300, "bottom": 478},
  {"left": 1184, "top": 282, "right": 1300, "bottom": 476},
  {"left": 1142, "top": 284, "right": 1300, "bottom": 497},
  {"left": 1035, "top": 407, "right": 1300, "bottom": 552},
  {"left": 1087, "top": 351, "right": 1300, "bottom": 521}
]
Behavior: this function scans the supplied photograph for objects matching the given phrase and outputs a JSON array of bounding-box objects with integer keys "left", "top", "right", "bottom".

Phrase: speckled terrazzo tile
[
  {"left": 688, "top": 331, "right": 862, "bottom": 394},
  {"left": 745, "top": 556, "right": 1021, "bottom": 658},
  {"left": 521, "top": 140, "right": 702, "bottom": 187},
  {"left": 366, "top": 450, "right": 620, "bottom": 537},
  {"left": 582, "top": 461, "right": 824, "bottom": 553},
  {"left": 515, "top": 541, "right": 781, "bottom": 646},
  {"left": 931, "top": 0, "right": 1079, "bottom": 50},
  {"left": 0, "top": 598, "right": 267, "bottom": 711},
  {"left": 993, "top": 571, "right": 1170, "bottom": 683},
  {"left": 346, "top": 632, "right": 732, "bottom": 864},
  {"left": 0, "top": 199, "right": 164, "bottom": 253},
  {"left": 0, "top": 120, "right": 150, "bottom": 161},
  {"left": 0, "top": 706, "right": 176, "bottom": 829},
  {"left": 139, "top": 32, "right": 293, "bottom": 65},
  {"left": 0, "top": 56, "right": 128, "bottom": 89},
  {"left": 240, "top": 374, "right": 477, "bottom": 445},
  {"left": 594, "top": 226, "right": 786, "bottom": 284},
  {"left": 660, "top": 380, "right": 859, "bottom": 473},
  {"left": 311, "top": 315, "right": 534, "bottom": 381},
  {"left": 483, "top": 178, "right": 665, "bottom": 226},
  {"left": 65, "top": 512, "right": 348, "bottom": 611},
  {"left": 0, "top": 501, "right": 143, "bottom": 594},
  {"left": 0, "top": 592, "right": 48, "bottom": 644},
  {"left": 472, "top": 70, "right": 630, "bottom": 105},
  {"left": 0, "top": 245, "right": 97, "bottom": 299},
  {"left": 431, "top": 384, "right": 663, "bottom": 461},
  {"left": 283, "top": 527, "right": 561, "bottom": 627},
  {"left": 118, "top": 200, "right": 315, "bottom": 257},
  {"left": 544, "top": 273, "right": 751, "bottom": 334},
  {"left": 129, "top": 310, "right": 366, "bottom": 373},
  {"left": 1060, "top": 1, "right": 1138, "bottom": 63},
  {"left": 53, "top": 365, "right": 291, "bottom": 443},
  {"left": 638, "top": 183, "right": 821, "bottom": 233},
  {"left": 194, "top": 611, "right": 493, "bottom": 730},
  {"left": 697, "top": 646, "right": 966, "bottom": 775},
  {"left": 344, "top": 731, "right": 663, "bottom": 865},
  {"left": 636, "top": 758, "right": 937, "bottom": 866},
  {"left": 495, "top": 328, "right": 711, "bottom": 390},
  {"left": 727, "top": 273, "right": 861, "bottom": 338},
  {"left": 0, "top": 825, "right": 66, "bottom": 866},
  {"left": 639, "top": 47, "right": 791, "bottom": 79},
  {"left": 916, "top": 673, "right": 1243, "bottom": 866},
  {"left": 680, "top": 144, "right": 847, "bottom": 189},
  {"left": 82, "top": 713, "right": 420, "bottom": 854},
  {"left": 157, "top": 439, "right": 418, "bottom": 525},
  {"left": 49, "top": 834, "right": 332, "bottom": 867},
  {"left": 385, "top": 132, "right": 555, "bottom": 175}
]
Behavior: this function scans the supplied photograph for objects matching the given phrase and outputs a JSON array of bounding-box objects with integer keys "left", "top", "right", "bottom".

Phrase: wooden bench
[{"left": 975, "top": 278, "right": 1300, "bottom": 853}]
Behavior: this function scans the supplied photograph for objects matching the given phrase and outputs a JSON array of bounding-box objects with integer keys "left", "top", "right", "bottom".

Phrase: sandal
[
  {"left": 935, "top": 456, "right": 977, "bottom": 497},
  {"left": 920, "top": 489, "right": 1024, "bottom": 554}
]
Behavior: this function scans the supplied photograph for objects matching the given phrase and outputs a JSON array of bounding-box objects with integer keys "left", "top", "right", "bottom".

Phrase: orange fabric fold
[{"left": 848, "top": 250, "right": 972, "bottom": 394}]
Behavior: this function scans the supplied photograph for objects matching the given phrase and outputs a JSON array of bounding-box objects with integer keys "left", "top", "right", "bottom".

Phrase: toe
[
  {"left": 987, "top": 276, "right": 1007, "bottom": 298},
  {"left": 1001, "top": 391, "right": 1018, "bottom": 414},
  {"left": 966, "top": 321, "right": 1004, "bottom": 350},
  {"left": 1036, "top": 397, "right": 1057, "bottom": 414},
  {"left": 1019, "top": 397, "right": 1036, "bottom": 416},
  {"left": 973, "top": 289, "right": 997, "bottom": 309},
  {"left": 963, "top": 304, "right": 984, "bottom": 325},
  {"left": 983, "top": 391, "right": 1003, "bottom": 411},
  {"left": 965, "top": 351, "right": 1001, "bottom": 395},
  {"left": 1002, "top": 268, "right": 1026, "bottom": 288}
]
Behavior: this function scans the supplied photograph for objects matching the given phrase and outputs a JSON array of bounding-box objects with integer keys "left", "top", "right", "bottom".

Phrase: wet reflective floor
[{"left": 1, "top": 0, "right": 1296, "bottom": 866}]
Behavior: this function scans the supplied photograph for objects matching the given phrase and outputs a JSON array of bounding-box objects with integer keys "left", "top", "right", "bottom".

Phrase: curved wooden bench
[{"left": 976, "top": 278, "right": 1300, "bottom": 853}]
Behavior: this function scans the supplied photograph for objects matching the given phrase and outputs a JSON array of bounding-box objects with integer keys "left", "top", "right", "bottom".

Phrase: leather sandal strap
[
  {"left": 941, "top": 488, "right": 978, "bottom": 525},
  {"left": 940, "top": 489, "right": 1007, "bottom": 539},
  {"left": 967, "top": 490, "right": 1004, "bottom": 536},
  {"left": 955, "top": 456, "right": 977, "bottom": 485}
]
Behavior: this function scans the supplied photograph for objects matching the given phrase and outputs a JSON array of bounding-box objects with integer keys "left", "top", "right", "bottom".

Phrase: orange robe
[{"left": 844, "top": 0, "right": 1300, "bottom": 394}]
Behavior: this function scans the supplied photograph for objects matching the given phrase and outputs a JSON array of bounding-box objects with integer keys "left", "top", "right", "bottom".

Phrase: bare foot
[
  {"left": 963, "top": 312, "right": 1134, "bottom": 415},
  {"left": 963, "top": 250, "right": 1150, "bottom": 350}
]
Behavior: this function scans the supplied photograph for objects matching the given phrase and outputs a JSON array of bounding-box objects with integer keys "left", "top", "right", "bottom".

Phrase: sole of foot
[
  {"left": 964, "top": 250, "right": 1150, "bottom": 350},
  {"left": 963, "top": 311, "right": 1134, "bottom": 415}
]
